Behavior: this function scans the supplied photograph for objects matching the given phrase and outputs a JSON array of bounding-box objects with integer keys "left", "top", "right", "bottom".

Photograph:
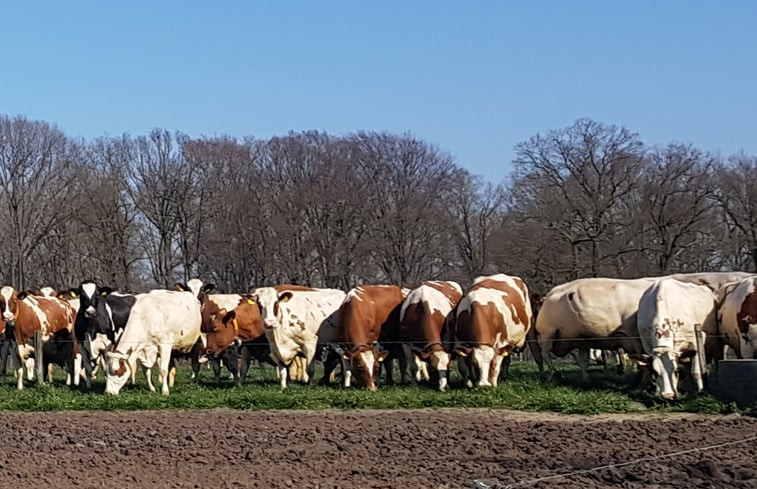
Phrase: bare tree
[
  {"left": 715, "top": 153, "right": 757, "bottom": 272},
  {"left": 0, "top": 115, "right": 77, "bottom": 288},
  {"left": 638, "top": 144, "right": 719, "bottom": 274},
  {"left": 512, "top": 118, "right": 645, "bottom": 279}
]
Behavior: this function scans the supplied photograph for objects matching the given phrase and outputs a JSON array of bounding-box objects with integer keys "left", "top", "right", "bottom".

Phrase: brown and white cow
[
  {"left": 0, "top": 286, "right": 78, "bottom": 390},
  {"left": 204, "top": 293, "right": 281, "bottom": 384},
  {"left": 336, "top": 285, "right": 408, "bottom": 391},
  {"left": 718, "top": 276, "right": 757, "bottom": 360},
  {"left": 453, "top": 274, "right": 533, "bottom": 387},
  {"left": 381, "top": 281, "right": 462, "bottom": 391},
  {"left": 251, "top": 285, "right": 346, "bottom": 389}
]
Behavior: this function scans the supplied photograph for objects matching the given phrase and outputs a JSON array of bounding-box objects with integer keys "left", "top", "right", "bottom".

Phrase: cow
[
  {"left": 332, "top": 285, "right": 407, "bottom": 391},
  {"left": 0, "top": 286, "right": 77, "bottom": 390},
  {"left": 453, "top": 274, "right": 533, "bottom": 388},
  {"left": 73, "top": 281, "right": 137, "bottom": 388},
  {"left": 380, "top": 281, "right": 462, "bottom": 391},
  {"left": 204, "top": 293, "right": 284, "bottom": 384},
  {"left": 637, "top": 278, "right": 718, "bottom": 399},
  {"left": 104, "top": 288, "right": 202, "bottom": 396},
  {"left": 718, "top": 276, "right": 757, "bottom": 360},
  {"left": 251, "top": 285, "right": 346, "bottom": 389},
  {"left": 534, "top": 272, "right": 752, "bottom": 383}
]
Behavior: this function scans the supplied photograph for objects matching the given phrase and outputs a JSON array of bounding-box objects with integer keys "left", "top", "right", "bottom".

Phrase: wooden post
[
  {"left": 694, "top": 324, "right": 706, "bottom": 389},
  {"left": 34, "top": 330, "right": 43, "bottom": 385}
]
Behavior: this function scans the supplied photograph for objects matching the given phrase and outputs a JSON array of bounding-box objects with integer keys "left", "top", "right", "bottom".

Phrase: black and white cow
[{"left": 74, "top": 281, "right": 136, "bottom": 388}]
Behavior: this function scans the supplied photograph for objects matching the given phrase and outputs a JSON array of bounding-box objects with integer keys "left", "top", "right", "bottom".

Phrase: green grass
[{"left": 0, "top": 360, "right": 750, "bottom": 415}]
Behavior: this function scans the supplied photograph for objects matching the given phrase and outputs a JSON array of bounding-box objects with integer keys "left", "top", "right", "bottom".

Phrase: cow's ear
[
  {"left": 202, "top": 283, "right": 216, "bottom": 294},
  {"left": 278, "top": 292, "right": 293, "bottom": 303},
  {"left": 174, "top": 283, "right": 188, "bottom": 292},
  {"left": 18, "top": 291, "right": 31, "bottom": 300},
  {"left": 100, "top": 286, "right": 114, "bottom": 296},
  {"left": 222, "top": 310, "right": 235, "bottom": 324},
  {"left": 242, "top": 294, "right": 256, "bottom": 305},
  {"left": 412, "top": 348, "right": 431, "bottom": 361},
  {"left": 377, "top": 350, "right": 389, "bottom": 363}
]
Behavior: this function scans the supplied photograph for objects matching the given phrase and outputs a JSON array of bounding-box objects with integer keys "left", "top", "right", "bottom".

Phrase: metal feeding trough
[{"left": 717, "top": 359, "right": 757, "bottom": 407}]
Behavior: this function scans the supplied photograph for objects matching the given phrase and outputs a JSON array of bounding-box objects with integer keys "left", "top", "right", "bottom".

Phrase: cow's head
[
  {"left": 104, "top": 350, "right": 131, "bottom": 395},
  {"left": 344, "top": 346, "right": 387, "bottom": 391},
  {"left": 77, "top": 281, "right": 113, "bottom": 320},
  {"left": 412, "top": 346, "right": 451, "bottom": 392},
  {"left": 651, "top": 350, "right": 679, "bottom": 400},
  {"left": 205, "top": 308, "right": 238, "bottom": 357},
  {"left": 252, "top": 288, "right": 293, "bottom": 329},
  {"left": 0, "top": 286, "right": 19, "bottom": 325}
]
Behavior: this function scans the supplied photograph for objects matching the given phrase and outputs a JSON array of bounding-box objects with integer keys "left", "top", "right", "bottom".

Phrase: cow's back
[
  {"left": 638, "top": 278, "right": 717, "bottom": 354},
  {"left": 124, "top": 291, "right": 201, "bottom": 353},
  {"left": 456, "top": 274, "right": 532, "bottom": 349},
  {"left": 396, "top": 281, "right": 462, "bottom": 344},
  {"left": 339, "top": 286, "right": 405, "bottom": 347}
]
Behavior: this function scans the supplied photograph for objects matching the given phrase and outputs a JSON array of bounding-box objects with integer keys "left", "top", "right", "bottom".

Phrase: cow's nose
[
  {"left": 2, "top": 312, "right": 13, "bottom": 321},
  {"left": 85, "top": 307, "right": 97, "bottom": 318},
  {"left": 264, "top": 321, "right": 276, "bottom": 329}
]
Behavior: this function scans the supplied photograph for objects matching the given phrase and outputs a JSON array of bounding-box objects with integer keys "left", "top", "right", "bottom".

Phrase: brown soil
[{"left": 0, "top": 409, "right": 755, "bottom": 488}]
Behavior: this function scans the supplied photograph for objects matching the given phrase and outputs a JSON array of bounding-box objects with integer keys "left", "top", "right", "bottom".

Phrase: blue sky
[{"left": 1, "top": 1, "right": 755, "bottom": 182}]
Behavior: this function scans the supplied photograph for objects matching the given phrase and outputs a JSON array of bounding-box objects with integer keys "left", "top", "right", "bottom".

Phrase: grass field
[{"left": 0, "top": 359, "right": 752, "bottom": 415}]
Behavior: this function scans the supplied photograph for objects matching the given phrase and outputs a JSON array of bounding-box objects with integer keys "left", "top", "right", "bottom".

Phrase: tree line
[{"left": 1, "top": 114, "right": 755, "bottom": 295}]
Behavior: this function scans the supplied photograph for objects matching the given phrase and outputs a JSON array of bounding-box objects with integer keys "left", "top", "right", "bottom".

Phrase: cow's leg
[
  {"left": 489, "top": 355, "right": 505, "bottom": 387},
  {"left": 343, "top": 359, "right": 352, "bottom": 388},
  {"left": 190, "top": 346, "right": 201, "bottom": 384},
  {"left": 472, "top": 346, "right": 495, "bottom": 387},
  {"left": 16, "top": 344, "right": 31, "bottom": 390},
  {"left": 25, "top": 356, "right": 35, "bottom": 381},
  {"left": 143, "top": 363, "right": 156, "bottom": 392},
  {"left": 499, "top": 354, "right": 512, "bottom": 382},
  {"left": 0, "top": 339, "right": 8, "bottom": 377},
  {"left": 209, "top": 355, "right": 222, "bottom": 383},
  {"left": 79, "top": 344, "right": 93, "bottom": 389},
  {"left": 47, "top": 363, "right": 55, "bottom": 383},
  {"left": 691, "top": 352, "right": 704, "bottom": 392},
  {"left": 526, "top": 327, "right": 544, "bottom": 374},
  {"left": 573, "top": 348, "right": 591, "bottom": 383},
  {"left": 239, "top": 346, "right": 252, "bottom": 384},
  {"left": 398, "top": 345, "right": 411, "bottom": 384},
  {"left": 320, "top": 349, "right": 340, "bottom": 385},
  {"left": 158, "top": 345, "right": 172, "bottom": 396},
  {"left": 278, "top": 362, "right": 288, "bottom": 389}
]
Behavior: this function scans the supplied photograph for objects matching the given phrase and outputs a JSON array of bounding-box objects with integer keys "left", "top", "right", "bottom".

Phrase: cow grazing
[
  {"left": 453, "top": 274, "right": 533, "bottom": 388},
  {"left": 534, "top": 272, "right": 750, "bottom": 383},
  {"left": 718, "top": 276, "right": 757, "bottom": 360},
  {"left": 535, "top": 278, "right": 653, "bottom": 382},
  {"left": 0, "top": 286, "right": 77, "bottom": 390},
  {"left": 74, "top": 281, "right": 137, "bottom": 388},
  {"left": 104, "top": 289, "right": 202, "bottom": 396},
  {"left": 637, "top": 278, "right": 718, "bottom": 399},
  {"left": 334, "top": 285, "right": 407, "bottom": 391},
  {"left": 204, "top": 293, "right": 282, "bottom": 384},
  {"left": 381, "top": 281, "right": 462, "bottom": 391},
  {"left": 251, "top": 285, "right": 345, "bottom": 389}
]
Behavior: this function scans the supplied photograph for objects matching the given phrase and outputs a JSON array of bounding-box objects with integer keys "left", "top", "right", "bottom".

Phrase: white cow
[
  {"left": 251, "top": 286, "right": 346, "bottom": 389},
  {"left": 718, "top": 276, "right": 757, "bottom": 359},
  {"left": 535, "top": 272, "right": 752, "bottom": 381},
  {"left": 104, "top": 289, "right": 202, "bottom": 396},
  {"left": 637, "top": 278, "right": 717, "bottom": 399}
]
